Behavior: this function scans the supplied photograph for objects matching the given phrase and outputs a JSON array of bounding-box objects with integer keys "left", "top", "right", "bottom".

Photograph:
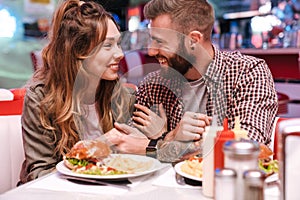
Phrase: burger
[
  {"left": 63, "top": 140, "right": 127, "bottom": 175},
  {"left": 64, "top": 140, "right": 111, "bottom": 171},
  {"left": 258, "top": 143, "right": 279, "bottom": 176}
]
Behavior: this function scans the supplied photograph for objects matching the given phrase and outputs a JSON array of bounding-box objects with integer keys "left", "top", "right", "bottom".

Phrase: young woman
[{"left": 19, "top": 0, "right": 138, "bottom": 184}]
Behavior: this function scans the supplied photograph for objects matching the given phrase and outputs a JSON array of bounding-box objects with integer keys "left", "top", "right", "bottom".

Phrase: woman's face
[{"left": 86, "top": 19, "right": 124, "bottom": 81}]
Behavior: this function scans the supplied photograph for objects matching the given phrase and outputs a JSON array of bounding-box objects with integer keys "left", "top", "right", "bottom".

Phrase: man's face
[{"left": 148, "top": 14, "right": 195, "bottom": 77}]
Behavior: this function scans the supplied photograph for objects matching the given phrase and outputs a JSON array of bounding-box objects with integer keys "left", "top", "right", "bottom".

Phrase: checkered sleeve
[
  {"left": 228, "top": 56, "right": 278, "bottom": 145},
  {"left": 135, "top": 71, "right": 184, "bottom": 131}
]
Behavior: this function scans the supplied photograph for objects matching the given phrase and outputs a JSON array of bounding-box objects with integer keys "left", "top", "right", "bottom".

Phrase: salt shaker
[
  {"left": 243, "top": 170, "right": 265, "bottom": 200},
  {"left": 215, "top": 168, "right": 237, "bottom": 200},
  {"left": 223, "top": 140, "right": 260, "bottom": 200}
]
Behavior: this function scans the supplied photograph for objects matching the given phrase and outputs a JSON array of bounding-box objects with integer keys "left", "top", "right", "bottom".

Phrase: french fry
[{"left": 180, "top": 157, "right": 203, "bottom": 178}]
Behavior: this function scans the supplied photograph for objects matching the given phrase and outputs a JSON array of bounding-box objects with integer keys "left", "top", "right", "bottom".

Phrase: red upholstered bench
[
  {"left": 277, "top": 92, "right": 289, "bottom": 115},
  {"left": 0, "top": 88, "right": 26, "bottom": 193},
  {"left": 0, "top": 88, "right": 26, "bottom": 116}
]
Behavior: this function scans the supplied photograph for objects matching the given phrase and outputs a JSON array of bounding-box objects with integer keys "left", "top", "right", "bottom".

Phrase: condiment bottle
[
  {"left": 243, "top": 170, "right": 265, "bottom": 200},
  {"left": 202, "top": 115, "right": 223, "bottom": 198},
  {"left": 232, "top": 116, "right": 248, "bottom": 140},
  {"left": 215, "top": 168, "right": 237, "bottom": 200},
  {"left": 214, "top": 118, "right": 235, "bottom": 170},
  {"left": 223, "top": 140, "right": 260, "bottom": 200}
]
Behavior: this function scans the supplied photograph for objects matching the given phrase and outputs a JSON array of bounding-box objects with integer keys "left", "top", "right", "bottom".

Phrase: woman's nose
[{"left": 115, "top": 47, "right": 124, "bottom": 60}]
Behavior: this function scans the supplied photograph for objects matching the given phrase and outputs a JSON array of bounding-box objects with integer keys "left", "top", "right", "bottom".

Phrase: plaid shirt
[{"left": 136, "top": 46, "right": 278, "bottom": 145}]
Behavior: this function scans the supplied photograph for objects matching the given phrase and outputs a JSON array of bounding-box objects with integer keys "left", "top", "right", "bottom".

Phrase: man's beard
[{"left": 160, "top": 40, "right": 196, "bottom": 79}]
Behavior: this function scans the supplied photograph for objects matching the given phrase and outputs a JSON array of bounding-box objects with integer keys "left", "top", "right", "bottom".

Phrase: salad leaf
[
  {"left": 67, "top": 158, "right": 89, "bottom": 167},
  {"left": 258, "top": 159, "right": 279, "bottom": 175}
]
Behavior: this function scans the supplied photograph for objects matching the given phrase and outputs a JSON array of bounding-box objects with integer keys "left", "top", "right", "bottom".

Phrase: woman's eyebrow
[
  {"left": 105, "top": 37, "right": 115, "bottom": 41},
  {"left": 105, "top": 34, "right": 121, "bottom": 41}
]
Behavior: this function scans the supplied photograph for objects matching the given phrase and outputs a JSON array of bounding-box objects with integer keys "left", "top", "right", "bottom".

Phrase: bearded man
[{"left": 131, "top": 0, "right": 278, "bottom": 162}]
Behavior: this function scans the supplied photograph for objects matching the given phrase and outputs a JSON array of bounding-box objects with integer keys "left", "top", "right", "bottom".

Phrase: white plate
[
  {"left": 265, "top": 173, "right": 279, "bottom": 184},
  {"left": 174, "top": 161, "right": 203, "bottom": 182},
  {"left": 56, "top": 154, "right": 162, "bottom": 180}
]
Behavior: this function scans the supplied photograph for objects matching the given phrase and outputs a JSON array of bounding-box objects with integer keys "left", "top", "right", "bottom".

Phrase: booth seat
[
  {"left": 0, "top": 88, "right": 26, "bottom": 194},
  {"left": 119, "top": 50, "right": 160, "bottom": 85}
]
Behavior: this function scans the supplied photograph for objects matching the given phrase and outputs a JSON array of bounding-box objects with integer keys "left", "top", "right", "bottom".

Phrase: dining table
[{"left": 0, "top": 162, "right": 280, "bottom": 200}]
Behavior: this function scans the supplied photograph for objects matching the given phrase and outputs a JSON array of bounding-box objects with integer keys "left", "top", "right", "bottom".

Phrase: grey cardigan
[
  {"left": 19, "top": 81, "right": 136, "bottom": 184},
  {"left": 19, "top": 82, "right": 60, "bottom": 184}
]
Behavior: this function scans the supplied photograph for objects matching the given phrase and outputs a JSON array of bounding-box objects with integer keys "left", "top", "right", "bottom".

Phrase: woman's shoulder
[{"left": 25, "top": 80, "right": 46, "bottom": 100}]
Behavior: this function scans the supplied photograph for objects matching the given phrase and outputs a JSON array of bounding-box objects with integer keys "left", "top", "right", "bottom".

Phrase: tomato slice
[
  {"left": 188, "top": 156, "right": 203, "bottom": 162},
  {"left": 107, "top": 167, "right": 116, "bottom": 171}
]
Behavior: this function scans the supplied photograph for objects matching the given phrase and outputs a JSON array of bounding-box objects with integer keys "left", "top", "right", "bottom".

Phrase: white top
[
  {"left": 81, "top": 103, "right": 104, "bottom": 140},
  {"left": 182, "top": 78, "right": 208, "bottom": 114}
]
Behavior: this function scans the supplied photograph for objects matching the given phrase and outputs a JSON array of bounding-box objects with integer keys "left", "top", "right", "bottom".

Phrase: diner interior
[{"left": 0, "top": 0, "right": 300, "bottom": 199}]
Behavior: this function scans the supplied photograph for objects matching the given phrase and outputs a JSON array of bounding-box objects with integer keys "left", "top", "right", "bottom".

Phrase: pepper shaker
[
  {"left": 243, "top": 170, "right": 265, "bottom": 200},
  {"left": 223, "top": 140, "right": 260, "bottom": 199},
  {"left": 215, "top": 168, "right": 237, "bottom": 200}
]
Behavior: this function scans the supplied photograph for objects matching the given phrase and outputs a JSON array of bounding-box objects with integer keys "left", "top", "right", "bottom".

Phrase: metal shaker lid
[
  {"left": 215, "top": 168, "right": 237, "bottom": 178},
  {"left": 223, "top": 140, "right": 260, "bottom": 155},
  {"left": 243, "top": 170, "right": 265, "bottom": 180}
]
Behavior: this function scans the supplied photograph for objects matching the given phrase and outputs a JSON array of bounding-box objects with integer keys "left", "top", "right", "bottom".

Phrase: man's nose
[{"left": 147, "top": 45, "right": 159, "bottom": 57}]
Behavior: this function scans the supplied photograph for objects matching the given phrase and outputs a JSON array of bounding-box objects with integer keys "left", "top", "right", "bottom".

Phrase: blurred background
[{"left": 0, "top": 0, "right": 299, "bottom": 117}]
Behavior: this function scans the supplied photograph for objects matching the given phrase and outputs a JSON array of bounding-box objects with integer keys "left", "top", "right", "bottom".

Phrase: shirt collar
[{"left": 203, "top": 44, "right": 224, "bottom": 85}]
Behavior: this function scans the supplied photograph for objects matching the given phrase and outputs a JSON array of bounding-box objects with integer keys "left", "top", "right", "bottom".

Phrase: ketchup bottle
[{"left": 214, "top": 118, "right": 235, "bottom": 170}]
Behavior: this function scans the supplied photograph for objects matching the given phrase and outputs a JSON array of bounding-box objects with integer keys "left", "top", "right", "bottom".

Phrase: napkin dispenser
[{"left": 277, "top": 118, "right": 300, "bottom": 200}]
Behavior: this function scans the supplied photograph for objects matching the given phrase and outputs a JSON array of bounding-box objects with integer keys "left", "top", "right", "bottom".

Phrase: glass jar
[
  {"left": 243, "top": 170, "right": 265, "bottom": 200},
  {"left": 215, "top": 168, "right": 236, "bottom": 200},
  {"left": 223, "top": 140, "right": 260, "bottom": 199}
]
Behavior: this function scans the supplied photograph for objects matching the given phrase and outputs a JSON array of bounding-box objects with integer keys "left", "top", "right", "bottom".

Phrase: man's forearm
[{"left": 156, "top": 140, "right": 202, "bottom": 162}]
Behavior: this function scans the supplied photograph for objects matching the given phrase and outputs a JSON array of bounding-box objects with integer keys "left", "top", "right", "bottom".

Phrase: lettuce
[
  {"left": 67, "top": 158, "right": 89, "bottom": 167},
  {"left": 258, "top": 159, "right": 279, "bottom": 175}
]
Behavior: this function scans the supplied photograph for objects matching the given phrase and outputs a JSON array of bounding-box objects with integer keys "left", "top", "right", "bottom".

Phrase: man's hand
[
  {"left": 132, "top": 103, "right": 167, "bottom": 139},
  {"left": 171, "top": 112, "right": 211, "bottom": 141}
]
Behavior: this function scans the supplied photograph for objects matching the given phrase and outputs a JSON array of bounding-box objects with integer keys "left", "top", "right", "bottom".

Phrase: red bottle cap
[
  {"left": 214, "top": 118, "right": 235, "bottom": 170},
  {"left": 216, "top": 118, "right": 235, "bottom": 138}
]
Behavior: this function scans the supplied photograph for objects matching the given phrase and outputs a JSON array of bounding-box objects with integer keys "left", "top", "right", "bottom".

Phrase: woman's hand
[
  {"left": 171, "top": 112, "right": 211, "bottom": 141},
  {"left": 104, "top": 122, "right": 149, "bottom": 154},
  {"left": 132, "top": 103, "right": 167, "bottom": 139}
]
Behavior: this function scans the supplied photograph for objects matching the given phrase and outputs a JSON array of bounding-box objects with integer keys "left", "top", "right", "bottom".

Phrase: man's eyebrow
[{"left": 151, "top": 35, "right": 165, "bottom": 42}]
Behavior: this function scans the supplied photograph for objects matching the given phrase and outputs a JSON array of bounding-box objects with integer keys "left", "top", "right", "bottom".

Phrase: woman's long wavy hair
[{"left": 33, "top": 0, "right": 132, "bottom": 157}]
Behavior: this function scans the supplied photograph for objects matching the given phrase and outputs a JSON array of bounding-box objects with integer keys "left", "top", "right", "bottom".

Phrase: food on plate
[
  {"left": 63, "top": 140, "right": 154, "bottom": 175},
  {"left": 258, "top": 143, "right": 274, "bottom": 159},
  {"left": 259, "top": 159, "right": 279, "bottom": 176},
  {"left": 106, "top": 155, "right": 153, "bottom": 173},
  {"left": 63, "top": 140, "right": 127, "bottom": 175},
  {"left": 64, "top": 140, "right": 111, "bottom": 169},
  {"left": 180, "top": 156, "right": 203, "bottom": 178},
  {"left": 258, "top": 143, "right": 279, "bottom": 176}
]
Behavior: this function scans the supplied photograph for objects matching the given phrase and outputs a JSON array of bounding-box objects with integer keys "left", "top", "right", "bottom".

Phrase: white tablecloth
[{"left": 0, "top": 163, "right": 280, "bottom": 200}]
